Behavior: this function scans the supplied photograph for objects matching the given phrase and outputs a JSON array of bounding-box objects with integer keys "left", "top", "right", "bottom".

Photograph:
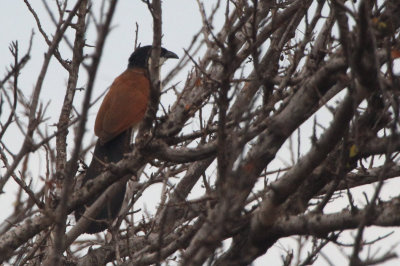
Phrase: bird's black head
[{"left": 128, "top": 45, "right": 178, "bottom": 69}]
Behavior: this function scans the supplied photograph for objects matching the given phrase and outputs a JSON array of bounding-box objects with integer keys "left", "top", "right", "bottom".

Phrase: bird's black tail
[{"left": 75, "top": 130, "right": 131, "bottom": 234}]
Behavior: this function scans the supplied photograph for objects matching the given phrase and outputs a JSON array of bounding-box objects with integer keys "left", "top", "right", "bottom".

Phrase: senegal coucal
[{"left": 75, "top": 45, "right": 178, "bottom": 234}]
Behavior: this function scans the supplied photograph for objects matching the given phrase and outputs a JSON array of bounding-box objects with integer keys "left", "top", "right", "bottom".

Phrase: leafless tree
[{"left": 1, "top": 0, "right": 400, "bottom": 265}]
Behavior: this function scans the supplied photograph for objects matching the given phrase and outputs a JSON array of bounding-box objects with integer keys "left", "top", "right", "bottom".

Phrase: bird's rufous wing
[{"left": 94, "top": 69, "right": 150, "bottom": 143}]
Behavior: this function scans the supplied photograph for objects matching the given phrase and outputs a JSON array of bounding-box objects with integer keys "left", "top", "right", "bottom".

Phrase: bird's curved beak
[{"left": 164, "top": 50, "right": 179, "bottom": 59}]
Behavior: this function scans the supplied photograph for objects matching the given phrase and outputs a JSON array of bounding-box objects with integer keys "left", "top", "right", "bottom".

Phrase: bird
[{"left": 75, "top": 45, "right": 178, "bottom": 234}]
